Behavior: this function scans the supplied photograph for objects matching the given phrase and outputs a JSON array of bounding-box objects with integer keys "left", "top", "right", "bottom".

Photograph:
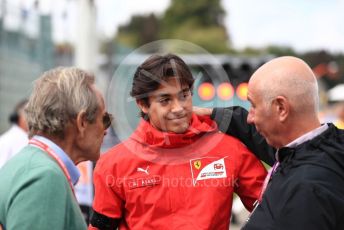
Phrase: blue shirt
[{"left": 32, "top": 135, "right": 80, "bottom": 185}]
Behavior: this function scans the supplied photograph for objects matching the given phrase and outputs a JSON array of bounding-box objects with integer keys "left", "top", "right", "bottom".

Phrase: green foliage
[
  {"left": 116, "top": 14, "right": 159, "bottom": 48},
  {"left": 161, "top": 0, "right": 225, "bottom": 31},
  {"left": 114, "top": 0, "right": 230, "bottom": 53},
  {"left": 160, "top": 0, "right": 229, "bottom": 53},
  {"left": 241, "top": 47, "right": 264, "bottom": 56},
  {"left": 160, "top": 19, "right": 229, "bottom": 53},
  {"left": 264, "top": 45, "right": 297, "bottom": 56}
]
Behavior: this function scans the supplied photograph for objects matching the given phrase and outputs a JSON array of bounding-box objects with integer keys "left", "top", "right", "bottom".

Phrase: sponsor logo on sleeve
[
  {"left": 127, "top": 176, "right": 161, "bottom": 190},
  {"left": 190, "top": 157, "right": 227, "bottom": 186}
]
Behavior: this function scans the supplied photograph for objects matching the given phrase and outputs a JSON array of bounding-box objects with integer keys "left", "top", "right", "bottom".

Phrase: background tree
[
  {"left": 160, "top": 0, "right": 229, "bottom": 53},
  {"left": 264, "top": 45, "right": 297, "bottom": 57},
  {"left": 116, "top": 14, "right": 159, "bottom": 48},
  {"left": 114, "top": 0, "right": 230, "bottom": 53}
]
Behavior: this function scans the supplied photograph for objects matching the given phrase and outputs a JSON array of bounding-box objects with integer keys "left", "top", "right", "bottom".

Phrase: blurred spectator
[
  {"left": 334, "top": 102, "right": 344, "bottom": 129},
  {"left": 0, "top": 99, "right": 29, "bottom": 169},
  {"left": 75, "top": 161, "right": 94, "bottom": 224},
  {"left": 76, "top": 127, "right": 121, "bottom": 224}
]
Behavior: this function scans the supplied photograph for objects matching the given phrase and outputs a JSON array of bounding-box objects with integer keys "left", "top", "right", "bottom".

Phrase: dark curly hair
[{"left": 130, "top": 54, "right": 194, "bottom": 117}]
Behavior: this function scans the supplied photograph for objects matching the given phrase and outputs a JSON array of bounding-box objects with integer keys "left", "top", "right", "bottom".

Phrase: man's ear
[
  {"left": 75, "top": 111, "right": 88, "bottom": 138},
  {"left": 136, "top": 100, "right": 149, "bottom": 114},
  {"left": 273, "top": 96, "right": 289, "bottom": 122}
]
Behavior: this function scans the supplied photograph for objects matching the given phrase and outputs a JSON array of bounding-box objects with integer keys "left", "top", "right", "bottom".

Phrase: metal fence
[{"left": 0, "top": 15, "right": 54, "bottom": 133}]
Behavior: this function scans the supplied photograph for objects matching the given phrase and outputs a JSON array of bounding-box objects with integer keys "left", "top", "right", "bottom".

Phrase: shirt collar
[
  {"left": 131, "top": 114, "right": 217, "bottom": 148},
  {"left": 286, "top": 124, "right": 329, "bottom": 148},
  {"left": 32, "top": 135, "right": 80, "bottom": 185},
  {"left": 275, "top": 124, "right": 328, "bottom": 162}
]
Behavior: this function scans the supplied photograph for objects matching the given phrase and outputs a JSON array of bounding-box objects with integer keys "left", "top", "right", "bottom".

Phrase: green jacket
[{"left": 0, "top": 146, "right": 87, "bottom": 230}]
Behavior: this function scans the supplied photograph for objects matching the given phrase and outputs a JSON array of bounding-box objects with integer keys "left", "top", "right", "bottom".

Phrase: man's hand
[{"left": 193, "top": 106, "right": 213, "bottom": 116}]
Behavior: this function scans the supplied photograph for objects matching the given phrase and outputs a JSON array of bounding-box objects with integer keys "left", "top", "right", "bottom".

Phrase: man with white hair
[
  {"left": 0, "top": 67, "right": 112, "bottom": 230},
  {"left": 197, "top": 56, "right": 344, "bottom": 229}
]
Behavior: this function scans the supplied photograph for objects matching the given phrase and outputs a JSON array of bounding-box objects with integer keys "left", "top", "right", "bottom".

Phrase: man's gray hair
[{"left": 25, "top": 67, "right": 99, "bottom": 138}]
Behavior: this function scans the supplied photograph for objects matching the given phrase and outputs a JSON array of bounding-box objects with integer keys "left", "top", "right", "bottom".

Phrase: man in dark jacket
[{"left": 196, "top": 56, "right": 344, "bottom": 229}]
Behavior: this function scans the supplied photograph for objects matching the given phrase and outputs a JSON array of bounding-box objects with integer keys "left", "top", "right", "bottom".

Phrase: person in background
[
  {"left": 334, "top": 102, "right": 344, "bottom": 129},
  {"left": 0, "top": 67, "right": 112, "bottom": 230},
  {"left": 196, "top": 56, "right": 344, "bottom": 229},
  {"left": 89, "top": 54, "right": 266, "bottom": 230},
  {"left": 77, "top": 122, "right": 121, "bottom": 224},
  {"left": 0, "top": 99, "right": 29, "bottom": 169}
]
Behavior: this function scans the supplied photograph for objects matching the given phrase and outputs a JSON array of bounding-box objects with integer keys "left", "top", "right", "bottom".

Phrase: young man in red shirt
[{"left": 89, "top": 54, "right": 266, "bottom": 230}]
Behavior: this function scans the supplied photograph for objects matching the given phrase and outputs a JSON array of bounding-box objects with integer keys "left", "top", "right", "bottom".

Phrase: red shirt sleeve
[
  {"left": 235, "top": 143, "right": 267, "bottom": 211},
  {"left": 92, "top": 154, "right": 124, "bottom": 219}
]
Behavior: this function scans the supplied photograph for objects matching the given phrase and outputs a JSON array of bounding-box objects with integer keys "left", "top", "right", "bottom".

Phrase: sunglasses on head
[{"left": 103, "top": 112, "right": 113, "bottom": 130}]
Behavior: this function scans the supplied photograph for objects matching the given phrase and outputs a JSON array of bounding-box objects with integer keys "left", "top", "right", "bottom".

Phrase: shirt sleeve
[
  {"left": 5, "top": 166, "right": 79, "bottom": 230},
  {"left": 212, "top": 106, "right": 276, "bottom": 166},
  {"left": 234, "top": 145, "right": 267, "bottom": 212},
  {"left": 92, "top": 158, "right": 124, "bottom": 219}
]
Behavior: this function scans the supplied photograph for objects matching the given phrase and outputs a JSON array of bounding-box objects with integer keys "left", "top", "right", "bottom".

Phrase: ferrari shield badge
[{"left": 194, "top": 160, "right": 201, "bottom": 169}]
